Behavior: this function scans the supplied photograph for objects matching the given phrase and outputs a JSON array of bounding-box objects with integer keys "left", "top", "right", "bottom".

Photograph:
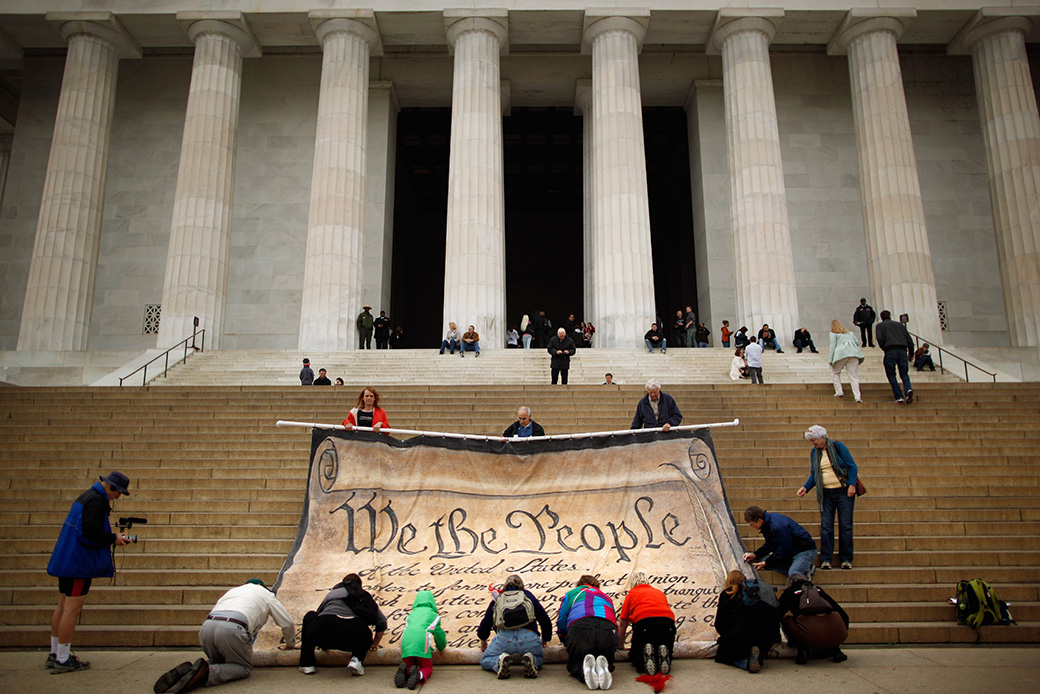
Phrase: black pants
[
  {"left": 551, "top": 367, "right": 569, "bottom": 385},
  {"left": 629, "top": 617, "right": 676, "bottom": 672},
  {"left": 375, "top": 335, "right": 389, "bottom": 349},
  {"left": 298, "top": 613, "right": 373, "bottom": 667},
  {"left": 564, "top": 617, "right": 617, "bottom": 680},
  {"left": 859, "top": 323, "right": 874, "bottom": 347}
]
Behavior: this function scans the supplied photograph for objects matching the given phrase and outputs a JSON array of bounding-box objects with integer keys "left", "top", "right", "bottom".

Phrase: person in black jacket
[
  {"left": 778, "top": 578, "right": 849, "bottom": 664},
  {"left": 631, "top": 379, "right": 683, "bottom": 431},
  {"left": 714, "top": 570, "right": 779, "bottom": 673},
  {"left": 853, "top": 298, "right": 876, "bottom": 348},
  {"left": 874, "top": 310, "right": 915, "bottom": 403},
  {"left": 547, "top": 328, "right": 576, "bottom": 385},
  {"left": 503, "top": 407, "right": 546, "bottom": 438}
]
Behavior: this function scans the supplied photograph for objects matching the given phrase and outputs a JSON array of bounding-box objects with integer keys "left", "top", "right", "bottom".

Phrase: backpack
[
  {"left": 797, "top": 583, "right": 832, "bottom": 615},
  {"left": 956, "top": 579, "right": 1008, "bottom": 629},
  {"left": 741, "top": 578, "right": 779, "bottom": 609},
  {"left": 341, "top": 581, "right": 382, "bottom": 626},
  {"left": 494, "top": 589, "right": 536, "bottom": 630}
]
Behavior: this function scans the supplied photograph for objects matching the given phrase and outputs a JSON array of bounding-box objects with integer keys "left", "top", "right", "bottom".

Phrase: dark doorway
[{"left": 390, "top": 106, "right": 696, "bottom": 348}]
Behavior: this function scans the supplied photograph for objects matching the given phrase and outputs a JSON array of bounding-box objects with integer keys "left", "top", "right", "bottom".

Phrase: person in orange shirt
[
  {"left": 342, "top": 387, "right": 390, "bottom": 432},
  {"left": 720, "top": 320, "right": 733, "bottom": 348},
  {"left": 616, "top": 572, "right": 676, "bottom": 677}
]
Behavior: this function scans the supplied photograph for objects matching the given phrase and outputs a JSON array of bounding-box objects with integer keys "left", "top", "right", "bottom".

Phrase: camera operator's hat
[{"left": 99, "top": 471, "right": 131, "bottom": 495}]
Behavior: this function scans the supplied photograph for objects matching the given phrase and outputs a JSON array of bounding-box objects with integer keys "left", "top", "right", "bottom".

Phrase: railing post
[{"left": 141, "top": 364, "right": 147, "bottom": 386}]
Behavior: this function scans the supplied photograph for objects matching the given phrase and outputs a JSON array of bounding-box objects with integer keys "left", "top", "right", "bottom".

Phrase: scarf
[{"left": 809, "top": 440, "right": 850, "bottom": 511}]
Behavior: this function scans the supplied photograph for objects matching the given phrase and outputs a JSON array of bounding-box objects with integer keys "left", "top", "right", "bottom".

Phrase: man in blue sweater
[{"left": 742, "top": 505, "right": 817, "bottom": 586}]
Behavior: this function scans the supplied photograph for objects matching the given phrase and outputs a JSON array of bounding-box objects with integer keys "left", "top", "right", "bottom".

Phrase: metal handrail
[
  {"left": 119, "top": 327, "right": 206, "bottom": 386},
  {"left": 907, "top": 330, "right": 996, "bottom": 383}
]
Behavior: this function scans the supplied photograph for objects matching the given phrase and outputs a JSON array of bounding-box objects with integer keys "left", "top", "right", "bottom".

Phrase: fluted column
[
  {"left": 17, "top": 15, "right": 139, "bottom": 351},
  {"left": 299, "top": 14, "right": 378, "bottom": 350},
  {"left": 441, "top": 11, "right": 508, "bottom": 349},
  {"left": 710, "top": 11, "right": 799, "bottom": 341},
  {"left": 831, "top": 11, "right": 942, "bottom": 344},
  {"left": 583, "top": 11, "right": 656, "bottom": 348},
  {"left": 157, "top": 15, "right": 258, "bottom": 350},
  {"left": 574, "top": 79, "right": 594, "bottom": 323},
  {"left": 953, "top": 12, "right": 1040, "bottom": 347}
]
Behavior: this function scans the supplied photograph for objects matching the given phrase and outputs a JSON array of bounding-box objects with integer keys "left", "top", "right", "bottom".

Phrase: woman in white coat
[{"left": 828, "top": 320, "right": 865, "bottom": 402}]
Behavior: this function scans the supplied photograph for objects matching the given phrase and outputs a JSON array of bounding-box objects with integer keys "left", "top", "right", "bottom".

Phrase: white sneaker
[
  {"left": 348, "top": 657, "right": 364, "bottom": 676},
  {"left": 583, "top": 654, "right": 598, "bottom": 690},
  {"left": 299, "top": 666, "right": 316, "bottom": 675},
  {"left": 595, "top": 655, "right": 612, "bottom": 690}
]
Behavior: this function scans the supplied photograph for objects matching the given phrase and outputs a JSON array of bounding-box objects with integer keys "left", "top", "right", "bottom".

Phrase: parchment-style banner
[{"left": 256, "top": 429, "right": 745, "bottom": 664}]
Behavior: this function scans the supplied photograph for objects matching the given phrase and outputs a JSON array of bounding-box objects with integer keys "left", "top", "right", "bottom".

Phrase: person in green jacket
[{"left": 394, "top": 590, "right": 447, "bottom": 690}]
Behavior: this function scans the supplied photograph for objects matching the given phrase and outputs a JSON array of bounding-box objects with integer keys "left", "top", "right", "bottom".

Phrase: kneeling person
[
  {"left": 298, "top": 573, "right": 386, "bottom": 676},
  {"left": 617, "top": 572, "right": 676, "bottom": 676},
  {"left": 778, "top": 578, "right": 849, "bottom": 665},
  {"left": 478, "top": 574, "right": 553, "bottom": 679}
]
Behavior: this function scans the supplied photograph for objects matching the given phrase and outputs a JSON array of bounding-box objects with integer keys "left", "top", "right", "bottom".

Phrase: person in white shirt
[
  {"left": 744, "top": 337, "right": 765, "bottom": 384},
  {"left": 154, "top": 579, "right": 295, "bottom": 693}
]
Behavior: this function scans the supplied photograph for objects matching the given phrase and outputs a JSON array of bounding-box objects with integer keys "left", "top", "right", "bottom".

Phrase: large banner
[{"left": 256, "top": 428, "right": 747, "bottom": 665}]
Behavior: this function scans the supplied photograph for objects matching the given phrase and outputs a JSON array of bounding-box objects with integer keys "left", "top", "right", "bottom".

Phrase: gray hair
[
  {"left": 644, "top": 378, "right": 661, "bottom": 392},
  {"left": 804, "top": 425, "right": 828, "bottom": 441},
  {"left": 517, "top": 406, "right": 531, "bottom": 417},
  {"left": 504, "top": 574, "right": 524, "bottom": 590},
  {"left": 627, "top": 571, "right": 649, "bottom": 590}
]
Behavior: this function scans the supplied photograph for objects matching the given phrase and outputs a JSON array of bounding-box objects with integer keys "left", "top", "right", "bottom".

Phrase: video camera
[{"left": 116, "top": 516, "right": 148, "bottom": 544}]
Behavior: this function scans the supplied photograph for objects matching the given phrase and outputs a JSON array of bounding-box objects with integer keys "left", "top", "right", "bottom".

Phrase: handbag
[{"left": 854, "top": 478, "right": 867, "bottom": 496}]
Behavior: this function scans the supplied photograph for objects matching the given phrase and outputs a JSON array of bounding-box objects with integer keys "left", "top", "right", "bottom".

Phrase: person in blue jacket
[
  {"left": 46, "top": 471, "right": 133, "bottom": 673},
  {"left": 630, "top": 379, "right": 683, "bottom": 432},
  {"left": 742, "top": 506, "right": 817, "bottom": 587},
  {"left": 797, "top": 425, "right": 859, "bottom": 570}
]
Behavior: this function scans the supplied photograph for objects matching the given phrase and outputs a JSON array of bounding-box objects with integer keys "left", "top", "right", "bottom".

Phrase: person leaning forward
[
  {"left": 630, "top": 379, "right": 683, "bottom": 432},
  {"left": 503, "top": 406, "right": 545, "bottom": 438},
  {"left": 477, "top": 573, "right": 554, "bottom": 679},
  {"left": 154, "top": 579, "right": 296, "bottom": 693},
  {"left": 298, "top": 573, "right": 387, "bottom": 676},
  {"left": 46, "top": 472, "right": 133, "bottom": 674}
]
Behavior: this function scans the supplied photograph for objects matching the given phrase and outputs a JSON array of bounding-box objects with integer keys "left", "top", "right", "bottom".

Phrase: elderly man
[
  {"left": 46, "top": 472, "right": 133, "bottom": 674},
  {"left": 461, "top": 324, "right": 481, "bottom": 357},
  {"left": 630, "top": 379, "right": 683, "bottom": 431},
  {"left": 547, "top": 327, "right": 577, "bottom": 385},
  {"left": 503, "top": 406, "right": 545, "bottom": 438},
  {"left": 154, "top": 579, "right": 296, "bottom": 693},
  {"left": 477, "top": 574, "right": 554, "bottom": 679}
]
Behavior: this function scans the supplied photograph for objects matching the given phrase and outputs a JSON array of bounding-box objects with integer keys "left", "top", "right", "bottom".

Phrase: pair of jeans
[
  {"left": 748, "top": 366, "right": 763, "bottom": 384},
  {"left": 722, "top": 340, "right": 730, "bottom": 348},
  {"left": 645, "top": 338, "right": 666, "bottom": 352},
  {"left": 698, "top": 341, "right": 709, "bottom": 348},
  {"left": 628, "top": 617, "right": 676, "bottom": 673},
  {"left": 675, "top": 330, "right": 687, "bottom": 347},
  {"left": 461, "top": 341, "right": 480, "bottom": 355},
  {"left": 794, "top": 338, "right": 817, "bottom": 352},
  {"left": 480, "top": 629, "right": 545, "bottom": 671},
  {"left": 882, "top": 348, "right": 912, "bottom": 400},
  {"left": 915, "top": 354, "right": 935, "bottom": 370},
  {"left": 440, "top": 338, "right": 457, "bottom": 354},
  {"left": 563, "top": 617, "right": 617, "bottom": 680},
  {"left": 762, "top": 337, "right": 783, "bottom": 351},
  {"left": 522, "top": 334, "right": 532, "bottom": 349},
  {"left": 819, "top": 487, "right": 855, "bottom": 564},
  {"left": 774, "top": 548, "right": 817, "bottom": 580}
]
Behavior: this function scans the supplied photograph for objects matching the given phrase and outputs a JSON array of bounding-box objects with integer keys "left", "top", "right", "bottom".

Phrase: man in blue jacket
[
  {"left": 46, "top": 472, "right": 132, "bottom": 673},
  {"left": 631, "top": 379, "right": 683, "bottom": 431},
  {"left": 742, "top": 506, "right": 817, "bottom": 586}
]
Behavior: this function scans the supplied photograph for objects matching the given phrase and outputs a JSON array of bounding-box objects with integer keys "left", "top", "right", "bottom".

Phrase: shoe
[
  {"left": 811, "top": 349, "right": 819, "bottom": 353},
  {"left": 170, "top": 658, "right": 208, "bottom": 693},
  {"left": 841, "top": 561, "right": 853, "bottom": 570},
  {"left": 820, "top": 561, "right": 831, "bottom": 570},
  {"left": 796, "top": 647, "right": 808, "bottom": 665},
  {"left": 439, "top": 350, "right": 444, "bottom": 355},
  {"left": 394, "top": 662, "right": 408, "bottom": 688},
  {"left": 595, "top": 655, "right": 612, "bottom": 690},
  {"left": 348, "top": 656, "right": 365, "bottom": 676},
  {"left": 522, "top": 652, "right": 538, "bottom": 678},
  {"left": 156, "top": 661, "right": 195, "bottom": 692},
  {"left": 583, "top": 653, "right": 597, "bottom": 690},
  {"left": 460, "top": 351, "right": 464, "bottom": 357},
  {"left": 747, "top": 646, "right": 761, "bottom": 673},
  {"left": 833, "top": 392, "right": 843, "bottom": 397},
  {"left": 51, "top": 654, "right": 91, "bottom": 675},
  {"left": 905, "top": 389, "right": 913, "bottom": 404},
  {"left": 476, "top": 351, "right": 480, "bottom": 357},
  {"left": 776, "top": 349, "right": 784, "bottom": 353},
  {"left": 895, "top": 398, "right": 904, "bottom": 403},
  {"left": 497, "top": 652, "right": 511, "bottom": 679},
  {"left": 45, "top": 653, "right": 57, "bottom": 669},
  {"left": 658, "top": 644, "right": 671, "bottom": 675},
  {"left": 299, "top": 665, "right": 316, "bottom": 675},
  {"left": 855, "top": 398, "right": 863, "bottom": 403},
  {"left": 661, "top": 348, "right": 667, "bottom": 354},
  {"left": 407, "top": 666, "right": 420, "bottom": 690},
  {"left": 832, "top": 649, "right": 848, "bottom": 663},
  {"left": 797, "top": 349, "right": 803, "bottom": 353},
  {"left": 647, "top": 349, "right": 654, "bottom": 354},
  {"left": 643, "top": 643, "right": 656, "bottom": 676}
]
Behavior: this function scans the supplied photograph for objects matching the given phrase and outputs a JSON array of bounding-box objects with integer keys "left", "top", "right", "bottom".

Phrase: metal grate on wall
[
  {"left": 938, "top": 301, "right": 948, "bottom": 331},
  {"left": 144, "top": 304, "right": 161, "bottom": 335}
]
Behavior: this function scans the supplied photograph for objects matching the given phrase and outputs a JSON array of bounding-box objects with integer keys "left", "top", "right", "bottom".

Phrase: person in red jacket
[{"left": 342, "top": 387, "right": 390, "bottom": 432}]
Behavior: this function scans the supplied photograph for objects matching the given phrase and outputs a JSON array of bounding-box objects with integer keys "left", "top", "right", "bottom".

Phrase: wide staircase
[{"left": 1, "top": 380, "right": 1037, "bottom": 648}]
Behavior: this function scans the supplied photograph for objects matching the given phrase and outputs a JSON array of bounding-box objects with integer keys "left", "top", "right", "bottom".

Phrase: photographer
[{"left": 46, "top": 471, "right": 133, "bottom": 674}]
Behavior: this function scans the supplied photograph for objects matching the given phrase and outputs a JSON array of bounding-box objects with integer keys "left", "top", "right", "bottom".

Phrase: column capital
[
  {"left": 46, "top": 11, "right": 141, "bottom": 59},
  {"left": 574, "top": 78, "right": 592, "bottom": 116},
  {"left": 827, "top": 9, "right": 916, "bottom": 56},
  {"left": 177, "top": 11, "right": 262, "bottom": 58},
  {"left": 444, "top": 10, "right": 508, "bottom": 55},
  {"left": 309, "top": 10, "right": 382, "bottom": 56},
  {"left": 581, "top": 10, "right": 650, "bottom": 55},
  {"left": 948, "top": 8, "right": 1036, "bottom": 55},
  {"left": 707, "top": 9, "right": 784, "bottom": 55}
]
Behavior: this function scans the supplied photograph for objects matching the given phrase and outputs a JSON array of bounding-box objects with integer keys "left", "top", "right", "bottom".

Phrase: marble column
[
  {"left": 583, "top": 11, "right": 656, "bottom": 349},
  {"left": 298, "top": 13, "right": 378, "bottom": 351},
  {"left": 831, "top": 11, "right": 943, "bottom": 344},
  {"left": 709, "top": 11, "right": 799, "bottom": 342},
  {"left": 574, "top": 79, "right": 594, "bottom": 324},
  {"left": 363, "top": 81, "right": 399, "bottom": 320},
  {"left": 952, "top": 12, "right": 1040, "bottom": 347},
  {"left": 17, "top": 15, "right": 139, "bottom": 351},
  {"left": 442, "top": 11, "right": 508, "bottom": 349},
  {"left": 157, "top": 14, "right": 259, "bottom": 350}
]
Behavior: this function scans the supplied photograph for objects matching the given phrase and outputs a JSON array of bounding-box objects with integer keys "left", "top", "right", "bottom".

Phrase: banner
[{"left": 256, "top": 428, "right": 747, "bottom": 664}]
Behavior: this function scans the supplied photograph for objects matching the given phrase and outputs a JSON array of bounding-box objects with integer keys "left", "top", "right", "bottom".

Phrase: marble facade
[{"left": 0, "top": 3, "right": 1037, "bottom": 355}]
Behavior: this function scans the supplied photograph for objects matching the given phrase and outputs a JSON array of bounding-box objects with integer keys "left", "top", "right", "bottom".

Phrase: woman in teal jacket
[
  {"left": 395, "top": 590, "right": 447, "bottom": 690},
  {"left": 798, "top": 425, "right": 859, "bottom": 570}
]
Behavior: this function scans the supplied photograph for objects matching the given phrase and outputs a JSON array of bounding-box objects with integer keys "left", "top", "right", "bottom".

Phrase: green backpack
[{"left": 955, "top": 578, "right": 1005, "bottom": 629}]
